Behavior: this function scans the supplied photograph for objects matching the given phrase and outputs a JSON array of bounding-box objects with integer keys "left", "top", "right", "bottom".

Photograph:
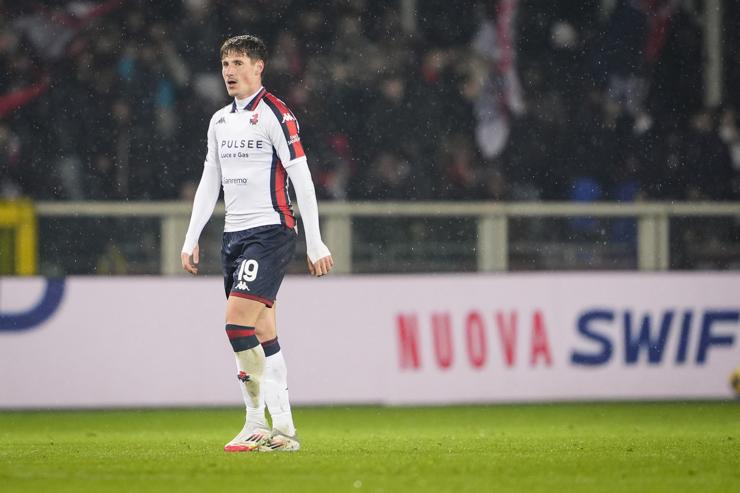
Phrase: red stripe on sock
[{"left": 226, "top": 329, "right": 256, "bottom": 339}]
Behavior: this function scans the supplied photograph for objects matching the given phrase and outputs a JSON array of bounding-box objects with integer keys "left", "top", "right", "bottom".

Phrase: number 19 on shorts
[{"left": 235, "top": 259, "right": 259, "bottom": 290}]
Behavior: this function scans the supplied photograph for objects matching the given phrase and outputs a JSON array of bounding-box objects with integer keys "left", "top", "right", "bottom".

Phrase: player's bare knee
[
  {"left": 255, "top": 322, "right": 276, "bottom": 342},
  {"left": 225, "top": 296, "right": 265, "bottom": 327},
  {"left": 255, "top": 306, "right": 277, "bottom": 342}
]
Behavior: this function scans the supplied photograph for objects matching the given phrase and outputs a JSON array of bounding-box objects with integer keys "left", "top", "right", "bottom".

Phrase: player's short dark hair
[{"left": 220, "top": 34, "right": 268, "bottom": 63}]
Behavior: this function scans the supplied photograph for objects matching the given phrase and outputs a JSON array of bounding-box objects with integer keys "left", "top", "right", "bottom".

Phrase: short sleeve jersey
[{"left": 204, "top": 87, "right": 306, "bottom": 232}]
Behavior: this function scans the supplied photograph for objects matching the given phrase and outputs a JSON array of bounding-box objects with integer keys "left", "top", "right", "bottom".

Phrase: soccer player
[{"left": 180, "top": 34, "right": 333, "bottom": 452}]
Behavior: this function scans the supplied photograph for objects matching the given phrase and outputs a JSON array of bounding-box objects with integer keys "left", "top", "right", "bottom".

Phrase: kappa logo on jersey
[
  {"left": 250, "top": 112, "right": 259, "bottom": 125},
  {"left": 216, "top": 116, "right": 227, "bottom": 125},
  {"left": 281, "top": 112, "right": 296, "bottom": 123}
]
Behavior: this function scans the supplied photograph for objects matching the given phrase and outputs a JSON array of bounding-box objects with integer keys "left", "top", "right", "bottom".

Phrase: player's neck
[{"left": 235, "top": 85, "right": 264, "bottom": 107}]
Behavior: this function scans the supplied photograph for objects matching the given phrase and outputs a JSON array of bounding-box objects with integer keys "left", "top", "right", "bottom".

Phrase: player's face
[{"left": 221, "top": 52, "right": 264, "bottom": 99}]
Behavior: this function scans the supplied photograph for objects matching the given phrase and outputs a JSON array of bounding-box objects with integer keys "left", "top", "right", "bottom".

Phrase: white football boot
[
  {"left": 259, "top": 430, "right": 301, "bottom": 452},
  {"left": 223, "top": 424, "right": 271, "bottom": 452}
]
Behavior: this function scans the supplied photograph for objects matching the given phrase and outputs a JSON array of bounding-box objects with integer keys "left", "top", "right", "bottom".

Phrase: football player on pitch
[{"left": 181, "top": 34, "right": 333, "bottom": 452}]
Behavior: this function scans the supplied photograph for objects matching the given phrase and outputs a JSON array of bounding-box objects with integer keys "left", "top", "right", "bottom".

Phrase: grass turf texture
[{"left": 0, "top": 403, "right": 738, "bottom": 493}]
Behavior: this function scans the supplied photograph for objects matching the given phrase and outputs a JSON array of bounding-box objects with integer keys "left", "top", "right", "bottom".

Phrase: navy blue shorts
[{"left": 221, "top": 224, "right": 297, "bottom": 307}]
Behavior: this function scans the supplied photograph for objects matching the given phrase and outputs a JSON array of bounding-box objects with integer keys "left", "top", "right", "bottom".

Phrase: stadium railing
[{"left": 31, "top": 201, "right": 740, "bottom": 275}]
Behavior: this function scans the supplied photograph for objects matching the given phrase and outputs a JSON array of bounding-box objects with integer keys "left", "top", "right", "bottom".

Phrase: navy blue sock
[
  {"left": 261, "top": 337, "right": 281, "bottom": 357},
  {"left": 226, "top": 324, "right": 259, "bottom": 352}
]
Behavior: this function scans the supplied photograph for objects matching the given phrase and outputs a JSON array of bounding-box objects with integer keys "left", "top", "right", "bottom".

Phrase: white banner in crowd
[{"left": 1, "top": 273, "right": 738, "bottom": 408}]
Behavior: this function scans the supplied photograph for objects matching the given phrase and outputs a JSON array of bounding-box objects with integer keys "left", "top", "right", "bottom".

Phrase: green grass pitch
[{"left": 1, "top": 402, "right": 738, "bottom": 493}]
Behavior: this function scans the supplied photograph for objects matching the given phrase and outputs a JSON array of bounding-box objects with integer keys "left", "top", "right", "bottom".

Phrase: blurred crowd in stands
[{"left": 1, "top": 0, "right": 739, "bottom": 203}]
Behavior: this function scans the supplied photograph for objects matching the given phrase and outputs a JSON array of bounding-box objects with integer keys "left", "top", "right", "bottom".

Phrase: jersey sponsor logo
[
  {"left": 223, "top": 177, "right": 248, "bottom": 185},
  {"left": 250, "top": 112, "right": 259, "bottom": 125},
  {"left": 216, "top": 116, "right": 226, "bottom": 125},
  {"left": 221, "top": 151, "right": 250, "bottom": 159},
  {"left": 281, "top": 112, "right": 296, "bottom": 123},
  {"left": 220, "top": 139, "right": 264, "bottom": 159},
  {"left": 221, "top": 139, "right": 264, "bottom": 149}
]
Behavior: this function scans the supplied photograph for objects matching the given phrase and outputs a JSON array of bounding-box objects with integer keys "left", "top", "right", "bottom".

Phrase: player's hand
[
  {"left": 307, "top": 254, "right": 333, "bottom": 277},
  {"left": 181, "top": 244, "right": 200, "bottom": 275}
]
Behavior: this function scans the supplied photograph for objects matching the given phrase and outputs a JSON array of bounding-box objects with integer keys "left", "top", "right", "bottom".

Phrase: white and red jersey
[
  {"left": 205, "top": 86, "right": 306, "bottom": 232},
  {"left": 182, "top": 86, "right": 330, "bottom": 262}
]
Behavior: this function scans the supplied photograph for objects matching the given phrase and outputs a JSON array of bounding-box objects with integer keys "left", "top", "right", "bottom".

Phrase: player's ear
[{"left": 255, "top": 59, "right": 264, "bottom": 76}]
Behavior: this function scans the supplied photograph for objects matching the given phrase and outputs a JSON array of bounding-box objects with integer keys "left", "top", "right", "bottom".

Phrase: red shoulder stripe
[{"left": 263, "top": 93, "right": 305, "bottom": 160}]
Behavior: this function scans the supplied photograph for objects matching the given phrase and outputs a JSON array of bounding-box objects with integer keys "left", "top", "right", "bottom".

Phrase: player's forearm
[
  {"left": 285, "top": 160, "right": 330, "bottom": 262},
  {"left": 182, "top": 165, "right": 221, "bottom": 255}
]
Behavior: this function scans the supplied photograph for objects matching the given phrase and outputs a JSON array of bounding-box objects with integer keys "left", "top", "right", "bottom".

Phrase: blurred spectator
[
  {"left": 471, "top": 0, "right": 525, "bottom": 160},
  {"left": 599, "top": 0, "right": 650, "bottom": 118},
  {"left": 417, "top": 0, "right": 478, "bottom": 47},
  {"left": 436, "top": 134, "right": 486, "bottom": 200},
  {"left": 683, "top": 109, "right": 734, "bottom": 201},
  {"left": 363, "top": 73, "right": 416, "bottom": 163},
  {"left": 0, "top": 121, "right": 22, "bottom": 198},
  {"left": 408, "top": 47, "right": 475, "bottom": 179},
  {"left": 95, "top": 240, "right": 128, "bottom": 274},
  {"left": 647, "top": 5, "right": 703, "bottom": 123},
  {"left": 718, "top": 108, "right": 740, "bottom": 198},
  {"left": 315, "top": 134, "right": 354, "bottom": 200},
  {"left": 269, "top": 32, "right": 304, "bottom": 88},
  {"left": 177, "top": 0, "right": 222, "bottom": 105},
  {"left": 362, "top": 151, "right": 415, "bottom": 200}
]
